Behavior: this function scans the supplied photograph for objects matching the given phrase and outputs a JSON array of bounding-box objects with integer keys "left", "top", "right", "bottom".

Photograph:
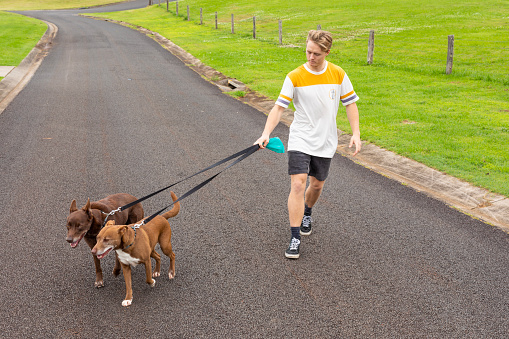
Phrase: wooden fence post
[
  {"left": 317, "top": 24, "right": 321, "bottom": 30},
  {"left": 187, "top": 5, "right": 190, "bottom": 21},
  {"left": 215, "top": 12, "right": 218, "bottom": 29},
  {"left": 253, "top": 16, "right": 256, "bottom": 39},
  {"left": 231, "top": 14, "right": 234, "bottom": 34},
  {"left": 279, "top": 20, "right": 282, "bottom": 45},
  {"left": 166, "top": 0, "right": 168, "bottom": 12},
  {"left": 446, "top": 34, "right": 454, "bottom": 74},
  {"left": 200, "top": 8, "right": 203, "bottom": 25},
  {"left": 367, "top": 30, "right": 375, "bottom": 64}
]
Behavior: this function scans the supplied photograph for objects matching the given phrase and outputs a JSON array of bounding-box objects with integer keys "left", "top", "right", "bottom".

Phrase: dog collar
[{"left": 123, "top": 227, "right": 137, "bottom": 250}]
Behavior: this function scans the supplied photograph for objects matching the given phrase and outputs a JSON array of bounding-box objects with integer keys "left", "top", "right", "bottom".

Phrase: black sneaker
[
  {"left": 300, "top": 215, "right": 312, "bottom": 235},
  {"left": 285, "top": 237, "right": 301, "bottom": 259}
]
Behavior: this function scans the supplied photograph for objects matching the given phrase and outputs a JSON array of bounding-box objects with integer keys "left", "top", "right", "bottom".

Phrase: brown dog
[
  {"left": 92, "top": 191, "right": 180, "bottom": 306},
  {"left": 66, "top": 193, "right": 144, "bottom": 288}
]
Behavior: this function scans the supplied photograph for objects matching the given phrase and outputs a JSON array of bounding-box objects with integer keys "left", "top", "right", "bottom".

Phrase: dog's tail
[{"left": 162, "top": 191, "right": 180, "bottom": 220}]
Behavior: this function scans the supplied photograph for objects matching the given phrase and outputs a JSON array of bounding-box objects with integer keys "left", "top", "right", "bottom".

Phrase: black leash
[
  {"left": 139, "top": 144, "right": 259, "bottom": 226},
  {"left": 102, "top": 144, "right": 259, "bottom": 228}
]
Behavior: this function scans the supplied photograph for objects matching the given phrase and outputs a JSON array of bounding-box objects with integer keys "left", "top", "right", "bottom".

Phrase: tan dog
[
  {"left": 66, "top": 193, "right": 144, "bottom": 287},
  {"left": 92, "top": 191, "right": 180, "bottom": 306}
]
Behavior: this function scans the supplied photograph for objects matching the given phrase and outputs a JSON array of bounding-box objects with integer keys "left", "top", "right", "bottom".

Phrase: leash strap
[
  {"left": 122, "top": 145, "right": 259, "bottom": 212},
  {"left": 138, "top": 144, "right": 259, "bottom": 226},
  {"left": 101, "top": 144, "right": 259, "bottom": 228}
]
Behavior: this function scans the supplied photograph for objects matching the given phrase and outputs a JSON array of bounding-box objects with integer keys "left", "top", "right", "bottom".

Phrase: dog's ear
[
  {"left": 118, "top": 225, "right": 129, "bottom": 236},
  {"left": 105, "top": 220, "right": 116, "bottom": 227},
  {"left": 83, "top": 198, "right": 91, "bottom": 210},
  {"left": 82, "top": 198, "right": 92, "bottom": 217},
  {"left": 70, "top": 200, "right": 78, "bottom": 213}
]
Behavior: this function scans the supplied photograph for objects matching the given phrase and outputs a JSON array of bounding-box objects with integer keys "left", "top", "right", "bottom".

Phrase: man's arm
[
  {"left": 254, "top": 104, "right": 285, "bottom": 148},
  {"left": 345, "top": 102, "right": 361, "bottom": 156}
]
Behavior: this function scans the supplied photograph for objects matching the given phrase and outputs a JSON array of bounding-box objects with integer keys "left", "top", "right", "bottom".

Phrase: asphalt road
[{"left": 1, "top": 1, "right": 508, "bottom": 337}]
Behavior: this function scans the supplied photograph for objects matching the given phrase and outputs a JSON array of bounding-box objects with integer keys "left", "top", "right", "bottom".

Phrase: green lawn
[
  {"left": 0, "top": 11, "right": 47, "bottom": 81},
  {"left": 91, "top": 1, "right": 509, "bottom": 196}
]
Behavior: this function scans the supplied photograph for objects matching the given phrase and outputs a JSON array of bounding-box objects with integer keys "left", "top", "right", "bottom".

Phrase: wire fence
[{"left": 155, "top": 0, "right": 508, "bottom": 85}]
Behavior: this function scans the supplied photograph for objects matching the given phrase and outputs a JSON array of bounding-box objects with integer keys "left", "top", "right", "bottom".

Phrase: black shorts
[{"left": 288, "top": 151, "right": 332, "bottom": 181}]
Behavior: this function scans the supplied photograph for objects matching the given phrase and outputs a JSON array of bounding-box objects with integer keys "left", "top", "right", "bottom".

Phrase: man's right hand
[{"left": 254, "top": 135, "right": 270, "bottom": 149}]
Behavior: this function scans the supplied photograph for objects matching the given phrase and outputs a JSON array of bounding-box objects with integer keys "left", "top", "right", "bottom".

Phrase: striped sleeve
[
  {"left": 275, "top": 76, "right": 294, "bottom": 108},
  {"left": 339, "top": 73, "right": 359, "bottom": 106}
]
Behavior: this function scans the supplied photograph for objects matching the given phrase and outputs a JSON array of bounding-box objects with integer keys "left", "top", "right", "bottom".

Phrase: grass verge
[{"left": 0, "top": 11, "right": 47, "bottom": 81}]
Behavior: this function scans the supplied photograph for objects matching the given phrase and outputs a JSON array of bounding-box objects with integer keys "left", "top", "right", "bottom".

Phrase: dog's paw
[
  {"left": 95, "top": 280, "right": 104, "bottom": 288},
  {"left": 122, "top": 299, "right": 132, "bottom": 307},
  {"left": 150, "top": 279, "right": 156, "bottom": 287},
  {"left": 152, "top": 271, "right": 160, "bottom": 278},
  {"left": 168, "top": 271, "right": 175, "bottom": 280}
]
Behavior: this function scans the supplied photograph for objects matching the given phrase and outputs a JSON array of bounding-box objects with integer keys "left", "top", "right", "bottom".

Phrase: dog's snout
[{"left": 66, "top": 237, "right": 73, "bottom": 243}]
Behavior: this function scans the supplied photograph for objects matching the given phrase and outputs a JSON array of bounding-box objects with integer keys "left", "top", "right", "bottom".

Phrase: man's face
[{"left": 306, "top": 40, "right": 330, "bottom": 71}]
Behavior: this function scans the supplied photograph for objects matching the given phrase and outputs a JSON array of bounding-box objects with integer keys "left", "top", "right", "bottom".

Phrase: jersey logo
[{"left": 329, "top": 89, "right": 336, "bottom": 100}]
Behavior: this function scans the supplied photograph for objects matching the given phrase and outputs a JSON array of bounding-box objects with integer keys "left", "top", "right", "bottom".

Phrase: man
[{"left": 254, "top": 30, "right": 361, "bottom": 259}]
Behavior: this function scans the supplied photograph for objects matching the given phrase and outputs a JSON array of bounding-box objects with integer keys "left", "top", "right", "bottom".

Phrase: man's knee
[
  {"left": 309, "top": 177, "right": 325, "bottom": 191},
  {"left": 290, "top": 174, "right": 307, "bottom": 194}
]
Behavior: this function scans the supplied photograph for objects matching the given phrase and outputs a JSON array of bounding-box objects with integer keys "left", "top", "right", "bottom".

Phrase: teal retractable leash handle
[{"left": 265, "top": 137, "right": 285, "bottom": 153}]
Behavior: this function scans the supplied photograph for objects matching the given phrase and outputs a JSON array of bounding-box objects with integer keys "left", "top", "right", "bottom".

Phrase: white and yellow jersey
[{"left": 276, "top": 61, "right": 359, "bottom": 158}]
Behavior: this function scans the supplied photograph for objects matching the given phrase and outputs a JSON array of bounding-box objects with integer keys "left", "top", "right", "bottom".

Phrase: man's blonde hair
[{"left": 306, "top": 30, "right": 333, "bottom": 52}]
